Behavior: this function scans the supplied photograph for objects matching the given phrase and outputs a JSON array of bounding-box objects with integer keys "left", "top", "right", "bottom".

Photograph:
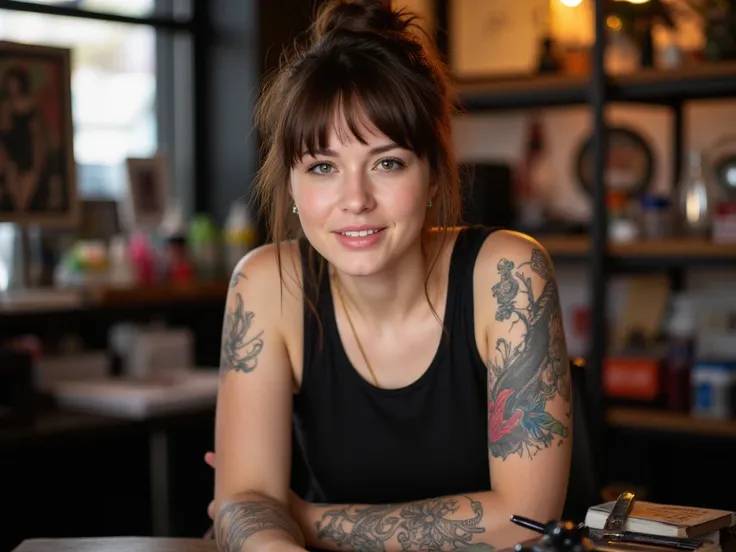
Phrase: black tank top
[{"left": 292, "top": 225, "right": 498, "bottom": 504}]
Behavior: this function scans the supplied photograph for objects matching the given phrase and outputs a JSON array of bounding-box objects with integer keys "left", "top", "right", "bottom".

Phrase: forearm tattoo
[
  {"left": 488, "top": 247, "right": 571, "bottom": 460},
  {"left": 315, "top": 495, "right": 485, "bottom": 551},
  {"left": 220, "top": 292, "right": 265, "bottom": 377},
  {"left": 215, "top": 500, "right": 304, "bottom": 551}
]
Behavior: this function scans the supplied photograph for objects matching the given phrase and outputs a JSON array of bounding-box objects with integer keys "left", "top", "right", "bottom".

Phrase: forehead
[{"left": 323, "top": 102, "right": 389, "bottom": 149}]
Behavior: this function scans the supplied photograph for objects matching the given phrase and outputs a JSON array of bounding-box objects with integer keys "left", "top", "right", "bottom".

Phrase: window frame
[
  {"left": 0, "top": 0, "right": 200, "bottom": 211},
  {"left": 0, "top": 0, "right": 193, "bottom": 31}
]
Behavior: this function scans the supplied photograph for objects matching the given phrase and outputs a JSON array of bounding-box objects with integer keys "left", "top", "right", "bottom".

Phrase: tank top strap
[
  {"left": 448, "top": 225, "right": 502, "bottom": 363},
  {"left": 298, "top": 238, "right": 329, "bottom": 392},
  {"left": 450, "top": 225, "right": 502, "bottom": 285}
]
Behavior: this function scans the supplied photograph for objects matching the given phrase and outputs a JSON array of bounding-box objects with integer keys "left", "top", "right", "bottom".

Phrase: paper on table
[{"left": 51, "top": 368, "right": 219, "bottom": 419}]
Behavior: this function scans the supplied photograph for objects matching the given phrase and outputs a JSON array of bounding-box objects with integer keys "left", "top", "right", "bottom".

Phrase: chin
[
  {"left": 333, "top": 258, "right": 387, "bottom": 278},
  {"left": 325, "top": 248, "right": 390, "bottom": 278}
]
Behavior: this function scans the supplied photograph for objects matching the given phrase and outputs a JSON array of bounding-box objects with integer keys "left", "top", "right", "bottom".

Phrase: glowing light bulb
[
  {"left": 606, "top": 15, "right": 623, "bottom": 30},
  {"left": 560, "top": 0, "right": 583, "bottom": 6}
]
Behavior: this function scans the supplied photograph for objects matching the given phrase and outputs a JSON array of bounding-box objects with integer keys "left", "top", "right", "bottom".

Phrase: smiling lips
[{"left": 334, "top": 226, "right": 386, "bottom": 249}]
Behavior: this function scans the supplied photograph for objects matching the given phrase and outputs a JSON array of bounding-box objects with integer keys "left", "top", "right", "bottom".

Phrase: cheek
[
  {"left": 378, "top": 177, "right": 429, "bottom": 219},
  {"left": 386, "top": 189, "right": 424, "bottom": 218},
  {"left": 294, "top": 182, "right": 335, "bottom": 219}
]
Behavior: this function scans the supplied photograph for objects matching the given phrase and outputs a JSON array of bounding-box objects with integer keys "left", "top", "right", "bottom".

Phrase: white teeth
[{"left": 341, "top": 229, "right": 380, "bottom": 237}]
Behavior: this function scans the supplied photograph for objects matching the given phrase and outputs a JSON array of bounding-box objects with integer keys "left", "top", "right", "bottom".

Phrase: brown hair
[{"left": 253, "top": 0, "right": 462, "bottom": 329}]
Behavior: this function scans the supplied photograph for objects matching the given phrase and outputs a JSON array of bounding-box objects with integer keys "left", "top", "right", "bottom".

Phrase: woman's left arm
[{"left": 293, "top": 232, "right": 572, "bottom": 552}]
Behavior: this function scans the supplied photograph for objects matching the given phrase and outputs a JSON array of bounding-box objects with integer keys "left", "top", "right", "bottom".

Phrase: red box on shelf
[{"left": 603, "top": 356, "right": 663, "bottom": 401}]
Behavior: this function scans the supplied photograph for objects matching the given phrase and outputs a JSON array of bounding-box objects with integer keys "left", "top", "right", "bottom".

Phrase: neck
[{"left": 332, "top": 237, "right": 440, "bottom": 329}]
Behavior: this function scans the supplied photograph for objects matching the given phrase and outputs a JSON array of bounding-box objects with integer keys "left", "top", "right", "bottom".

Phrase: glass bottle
[
  {"left": 664, "top": 293, "right": 696, "bottom": 412},
  {"left": 678, "top": 150, "right": 713, "bottom": 237}
]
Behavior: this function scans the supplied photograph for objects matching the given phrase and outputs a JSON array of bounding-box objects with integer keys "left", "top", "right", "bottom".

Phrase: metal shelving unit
[{"left": 434, "top": 0, "right": 736, "bottom": 459}]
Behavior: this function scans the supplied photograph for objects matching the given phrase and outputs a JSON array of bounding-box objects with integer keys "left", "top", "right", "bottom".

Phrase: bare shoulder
[
  {"left": 474, "top": 229, "right": 554, "bottom": 281},
  {"left": 228, "top": 240, "right": 302, "bottom": 297}
]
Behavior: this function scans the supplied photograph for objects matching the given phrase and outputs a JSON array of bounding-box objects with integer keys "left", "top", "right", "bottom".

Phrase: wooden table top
[
  {"left": 12, "top": 537, "right": 217, "bottom": 552},
  {"left": 13, "top": 535, "right": 735, "bottom": 552}
]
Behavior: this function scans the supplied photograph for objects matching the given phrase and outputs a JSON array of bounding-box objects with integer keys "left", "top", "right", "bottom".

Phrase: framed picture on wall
[
  {"left": 0, "top": 40, "right": 78, "bottom": 227},
  {"left": 124, "top": 155, "right": 169, "bottom": 231},
  {"left": 451, "top": 0, "right": 549, "bottom": 79}
]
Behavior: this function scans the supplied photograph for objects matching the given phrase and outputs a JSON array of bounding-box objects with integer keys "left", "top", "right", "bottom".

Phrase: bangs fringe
[{"left": 280, "top": 54, "right": 438, "bottom": 167}]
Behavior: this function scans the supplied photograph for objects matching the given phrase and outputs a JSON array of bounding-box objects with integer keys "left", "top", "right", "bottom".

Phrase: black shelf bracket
[{"left": 588, "top": 0, "right": 609, "bottom": 488}]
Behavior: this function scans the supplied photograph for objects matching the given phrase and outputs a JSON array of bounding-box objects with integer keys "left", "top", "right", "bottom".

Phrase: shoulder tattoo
[{"left": 220, "top": 292, "right": 265, "bottom": 377}]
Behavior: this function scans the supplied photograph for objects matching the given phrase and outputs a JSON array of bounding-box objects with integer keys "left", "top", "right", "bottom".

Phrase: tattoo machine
[{"left": 510, "top": 515, "right": 596, "bottom": 552}]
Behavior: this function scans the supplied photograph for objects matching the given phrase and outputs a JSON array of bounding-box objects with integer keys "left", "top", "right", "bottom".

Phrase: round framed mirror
[{"left": 575, "top": 125, "right": 655, "bottom": 197}]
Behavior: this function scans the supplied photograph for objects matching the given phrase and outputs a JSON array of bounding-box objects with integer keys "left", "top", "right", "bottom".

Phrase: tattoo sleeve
[
  {"left": 313, "top": 495, "right": 486, "bottom": 551},
  {"left": 220, "top": 292, "right": 265, "bottom": 377},
  {"left": 487, "top": 247, "right": 571, "bottom": 460},
  {"left": 215, "top": 499, "right": 305, "bottom": 551}
]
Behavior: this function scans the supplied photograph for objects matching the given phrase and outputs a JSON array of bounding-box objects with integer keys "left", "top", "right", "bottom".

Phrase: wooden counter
[
  {"left": 0, "top": 280, "right": 229, "bottom": 314},
  {"left": 12, "top": 537, "right": 217, "bottom": 552},
  {"left": 86, "top": 281, "right": 229, "bottom": 307}
]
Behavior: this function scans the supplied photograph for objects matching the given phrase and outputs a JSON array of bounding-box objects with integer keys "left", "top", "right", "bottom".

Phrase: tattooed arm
[
  {"left": 481, "top": 231, "right": 573, "bottom": 542},
  {"left": 287, "top": 234, "right": 571, "bottom": 552},
  {"left": 214, "top": 245, "right": 306, "bottom": 552}
]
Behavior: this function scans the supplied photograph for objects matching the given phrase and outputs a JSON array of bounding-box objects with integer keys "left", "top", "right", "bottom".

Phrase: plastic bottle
[
  {"left": 223, "top": 203, "right": 257, "bottom": 272},
  {"left": 664, "top": 294, "right": 696, "bottom": 411},
  {"left": 691, "top": 362, "right": 736, "bottom": 419},
  {"left": 188, "top": 215, "right": 220, "bottom": 280}
]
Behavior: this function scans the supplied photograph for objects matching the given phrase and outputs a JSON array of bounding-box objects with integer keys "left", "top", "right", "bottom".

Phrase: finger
[
  {"left": 208, "top": 499, "right": 215, "bottom": 520},
  {"left": 204, "top": 451, "right": 216, "bottom": 468}
]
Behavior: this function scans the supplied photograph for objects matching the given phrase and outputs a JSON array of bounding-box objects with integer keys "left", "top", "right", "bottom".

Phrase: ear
[{"left": 428, "top": 177, "right": 439, "bottom": 201}]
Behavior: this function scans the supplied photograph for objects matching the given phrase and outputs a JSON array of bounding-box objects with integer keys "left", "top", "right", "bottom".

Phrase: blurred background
[{"left": 1, "top": 0, "right": 735, "bottom": 549}]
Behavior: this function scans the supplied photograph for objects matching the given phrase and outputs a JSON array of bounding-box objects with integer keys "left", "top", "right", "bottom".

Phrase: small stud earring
[
  {"left": 427, "top": 200, "right": 433, "bottom": 208},
  {"left": 292, "top": 205, "right": 298, "bottom": 214}
]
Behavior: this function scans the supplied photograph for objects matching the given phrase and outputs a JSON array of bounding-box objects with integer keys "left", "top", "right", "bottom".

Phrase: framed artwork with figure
[{"left": 0, "top": 41, "right": 78, "bottom": 227}]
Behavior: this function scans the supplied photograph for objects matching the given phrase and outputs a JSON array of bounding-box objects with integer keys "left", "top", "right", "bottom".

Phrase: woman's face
[{"left": 290, "top": 109, "right": 435, "bottom": 278}]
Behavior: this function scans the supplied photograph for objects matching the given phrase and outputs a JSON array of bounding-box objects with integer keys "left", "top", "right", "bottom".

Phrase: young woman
[{"left": 211, "top": 1, "right": 572, "bottom": 551}]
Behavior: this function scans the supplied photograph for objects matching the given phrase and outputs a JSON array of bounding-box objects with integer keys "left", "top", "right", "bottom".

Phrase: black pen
[{"left": 510, "top": 515, "right": 546, "bottom": 534}]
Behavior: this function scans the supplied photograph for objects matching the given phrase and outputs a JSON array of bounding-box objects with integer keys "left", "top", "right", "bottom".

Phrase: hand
[
  {"left": 203, "top": 451, "right": 307, "bottom": 521},
  {"left": 205, "top": 451, "right": 216, "bottom": 520}
]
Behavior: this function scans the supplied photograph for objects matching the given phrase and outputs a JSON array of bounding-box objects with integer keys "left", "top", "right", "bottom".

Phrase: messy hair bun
[{"left": 311, "top": 0, "right": 417, "bottom": 42}]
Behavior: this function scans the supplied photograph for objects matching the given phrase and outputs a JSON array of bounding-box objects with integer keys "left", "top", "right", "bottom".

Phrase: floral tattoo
[{"left": 487, "top": 247, "right": 570, "bottom": 460}]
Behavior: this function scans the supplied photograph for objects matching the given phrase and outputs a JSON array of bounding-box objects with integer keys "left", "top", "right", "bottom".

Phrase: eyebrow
[{"left": 303, "top": 143, "right": 401, "bottom": 158}]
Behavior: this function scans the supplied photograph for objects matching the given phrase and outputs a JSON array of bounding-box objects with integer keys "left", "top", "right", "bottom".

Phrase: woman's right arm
[{"left": 214, "top": 246, "right": 306, "bottom": 552}]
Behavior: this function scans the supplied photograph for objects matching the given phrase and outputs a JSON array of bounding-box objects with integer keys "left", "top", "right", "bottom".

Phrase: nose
[{"left": 340, "top": 169, "right": 374, "bottom": 214}]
